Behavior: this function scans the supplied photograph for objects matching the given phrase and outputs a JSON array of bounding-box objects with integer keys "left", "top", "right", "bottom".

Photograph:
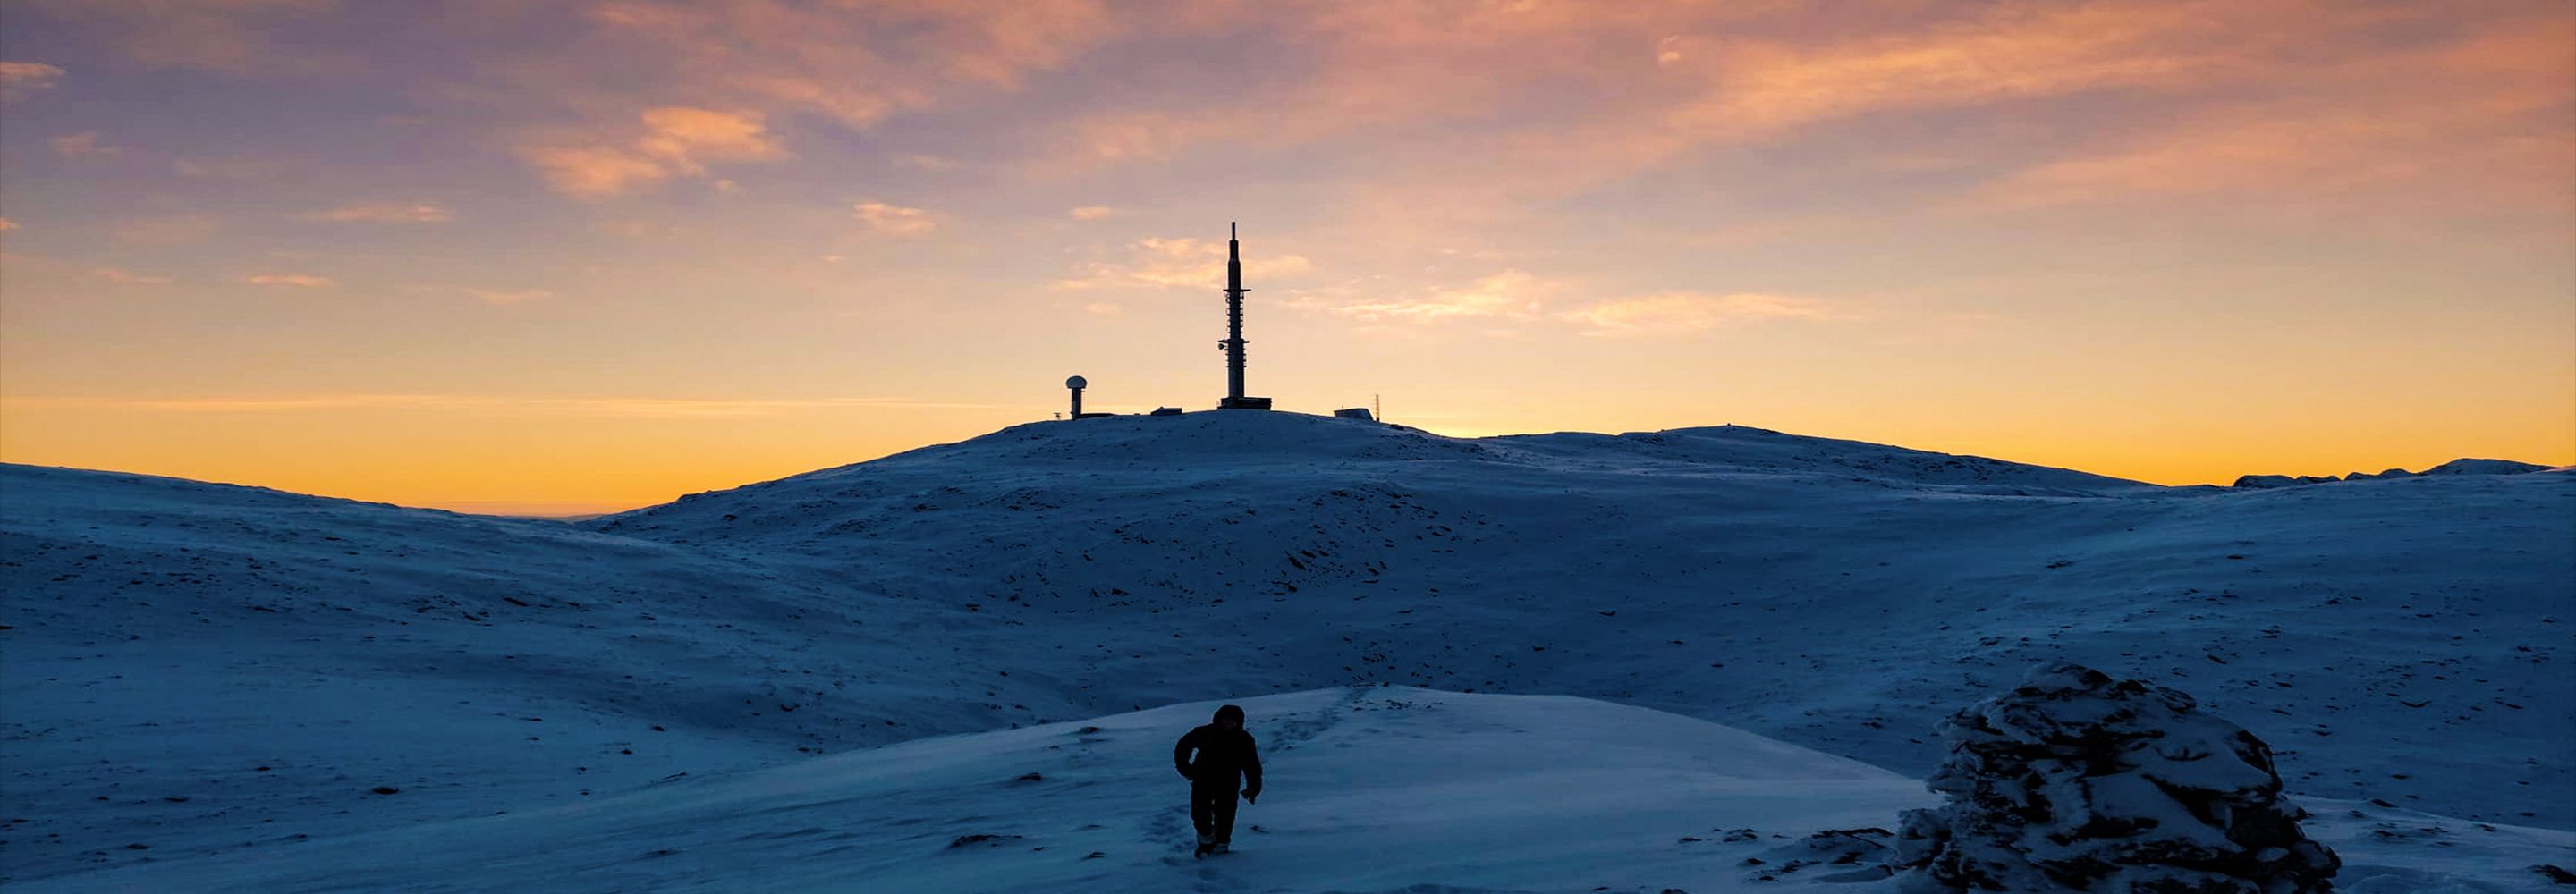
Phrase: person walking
[{"left": 1173, "top": 704, "right": 1263, "bottom": 857}]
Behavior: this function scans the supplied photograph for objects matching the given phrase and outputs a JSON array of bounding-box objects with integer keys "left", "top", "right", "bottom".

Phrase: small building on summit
[{"left": 1063, "top": 375, "right": 1113, "bottom": 419}]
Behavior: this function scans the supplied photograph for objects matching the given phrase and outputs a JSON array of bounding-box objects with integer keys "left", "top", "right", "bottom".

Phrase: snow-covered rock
[
  {"left": 2237, "top": 457, "right": 2551, "bottom": 488},
  {"left": 1894, "top": 663, "right": 2339, "bottom": 893},
  {"left": 2418, "top": 458, "right": 2552, "bottom": 477},
  {"left": 2232, "top": 474, "right": 2344, "bottom": 488}
]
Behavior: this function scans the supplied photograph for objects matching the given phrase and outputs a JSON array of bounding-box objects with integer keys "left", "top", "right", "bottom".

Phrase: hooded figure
[{"left": 1173, "top": 704, "right": 1263, "bottom": 856}]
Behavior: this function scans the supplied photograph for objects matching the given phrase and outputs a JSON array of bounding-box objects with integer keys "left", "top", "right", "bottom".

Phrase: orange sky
[{"left": 2, "top": 0, "right": 2570, "bottom": 514}]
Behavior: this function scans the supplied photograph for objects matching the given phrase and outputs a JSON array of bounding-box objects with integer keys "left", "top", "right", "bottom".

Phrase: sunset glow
[{"left": 3, "top": 1, "right": 2569, "bottom": 513}]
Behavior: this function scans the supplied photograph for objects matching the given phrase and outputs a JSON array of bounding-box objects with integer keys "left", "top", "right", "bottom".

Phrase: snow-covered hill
[
  {"left": 13, "top": 687, "right": 2569, "bottom": 894},
  {"left": 594, "top": 413, "right": 2572, "bottom": 818},
  {"left": 4, "top": 412, "right": 2570, "bottom": 889},
  {"left": 0, "top": 465, "right": 1033, "bottom": 881}
]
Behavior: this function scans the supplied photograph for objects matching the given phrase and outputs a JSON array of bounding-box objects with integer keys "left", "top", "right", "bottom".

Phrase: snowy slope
[
  {"left": 0, "top": 465, "right": 1040, "bottom": 881},
  {"left": 15, "top": 687, "right": 2569, "bottom": 894},
  {"left": 4, "top": 413, "right": 2571, "bottom": 888},
  {"left": 595, "top": 412, "right": 2574, "bottom": 822}
]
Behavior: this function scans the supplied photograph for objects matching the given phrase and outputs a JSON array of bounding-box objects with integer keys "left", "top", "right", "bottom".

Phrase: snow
[
  {"left": 12, "top": 687, "right": 2568, "bottom": 893},
  {"left": 4, "top": 411, "right": 2570, "bottom": 890},
  {"left": 2418, "top": 458, "right": 2555, "bottom": 477},
  {"left": 2234, "top": 456, "right": 2560, "bottom": 487}
]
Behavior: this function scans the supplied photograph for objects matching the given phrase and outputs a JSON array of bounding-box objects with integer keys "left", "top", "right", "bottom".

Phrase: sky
[{"left": 1, "top": 0, "right": 2570, "bottom": 515}]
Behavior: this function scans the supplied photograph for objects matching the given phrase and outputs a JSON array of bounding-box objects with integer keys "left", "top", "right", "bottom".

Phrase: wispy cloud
[
  {"left": 1560, "top": 292, "right": 1859, "bottom": 335},
  {"left": 1053, "top": 237, "right": 1313, "bottom": 291},
  {"left": 1009, "top": 0, "right": 2572, "bottom": 230},
  {"left": 1326, "top": 270, "right": 1556, "bottom": 323},
  {"left": 1961, "top": 17, "right": 2576, "bottom": 212},
  {"left": 853, "top": 201, "right": 936, "bottom": 235},
  {"left": 468, "top": 288, "right": 551, "bottom": 305},
  {"left": 634, "top": 107, "right": 784, "bottom": 173},
  {"left": 1082, "top": 302, "right": 1120, "bottom": 315},
  {"left": 1662, "top": 4, "right": 2247, "bottom": 140},
  {"left": 23, "top": 0, "right": 347, "bottom": 74},
  {"left": 298, "top": 202, "right": 452, "bottom": 224},
  {"left": 523, "top": 146, "right": 669, "bottom": 198},
  {"left": 1309, "top": 271, "right": 1859, "bottom": 336},
  {"left": 894, "top": 154, "right": 963, "bottom": 172},
  {"left": 112, "top": 214, "right": 219, "bottom": 245},
  {"left": 523, "top": 106, "right": 784, "bottom": 198},
  {"left": 92, "top": 266, "right": 173, "bottom": 285},
  {"left": 175, "top": 156, "right": 291, "bottom": 180},
  {"left": 50, "top": 131, "right": 117, "bottom": 157},
  {"left": 0, "top": 61, "right": 66, "bottom": 100},
  {"left": 0, "top": 218, "right": 17, "bottom": 232},
  {"left": 1068, "top": 205, "right": 1121, "bottom": 221},
  {"left": 245, "top": 274, "right": 338, "bottom": 288},
  {"left": 577, "top": 1, "right": 1122, "bottom": 129}
]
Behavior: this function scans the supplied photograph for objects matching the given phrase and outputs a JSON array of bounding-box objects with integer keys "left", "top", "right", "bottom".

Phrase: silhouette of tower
[{"left": 1217, "top": 222, "right": 1271, "bottom": 410}]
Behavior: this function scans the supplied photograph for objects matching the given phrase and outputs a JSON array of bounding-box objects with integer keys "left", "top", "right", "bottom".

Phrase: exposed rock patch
[{"left": 1894, "top": 663, "right": 2339, "bottom": 892}]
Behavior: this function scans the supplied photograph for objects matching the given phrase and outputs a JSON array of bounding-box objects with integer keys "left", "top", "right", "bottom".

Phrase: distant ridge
[{"left": 2231, "top": 456, "right": 2556, "bottom": 488}]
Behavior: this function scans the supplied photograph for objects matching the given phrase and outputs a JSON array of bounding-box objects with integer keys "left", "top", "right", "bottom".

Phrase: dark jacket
[{"left": 1174, "top": 723, "right": 1262, "bottom": 793}]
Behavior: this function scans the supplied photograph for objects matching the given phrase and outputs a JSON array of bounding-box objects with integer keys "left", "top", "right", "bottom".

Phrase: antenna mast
[
  {"left": 1216, "top": 223, "right": 1271, "bottom": 409},
  {"left": 1223, "top": 222, "right": 1246, "bottom": 402}
]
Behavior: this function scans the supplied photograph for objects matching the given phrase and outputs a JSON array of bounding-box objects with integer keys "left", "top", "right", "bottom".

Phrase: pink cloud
[
  {"left": 1015, "top": 0, "right": 2571, "bottom": 232},
  {"left": 1965, "top": 10, "right": 2576, "bottom": 212},
  {"left": 92, "top": 266, "right": 173, "bottom": 285},
  {"left": 522, "top": 106, "right": 783, "bottom": 198},
  {"left": 50, "top": 131, "right": 117, "bottom": 157},
  {"left": 853, "top": 202, "right": 936, "bottom": 236},
  {"left": 634, "top": 107, "right": 783, "bottom": 172},
  {"left": 24, "top": 0, "right": 345, "bottom": 74},
  {"left": 1327, "top": 270, "right": 1556, "bottom": 324},
  {"left": 175, "top": 156, "right": 292, "bottom": 180},
  {"left": 523, "top": 146, "right": 670, "bottom": 198},
  {"left": 581, "top": 1, "right": 1120, "bottom": 127},
  {"left": 469, "top": 288, "right": 552, "bottom": 305},
  {"left": 245, "top": 274, "right": 337, "bottom": 288},
  {"left": 112, "top": 215, "right": 220, "bottom": 245},
  {"left": 0, "top": 61, "right": 66, "bottom": 100},
  {"left": 1054, "top": 237, "right": 1313, "bottom": 291},
  {"left": 1561, "top": 293, "right": 1859, "bottom": 335},
  {"left": 298, "top": 202, "right": 453, "bottom": 224}
]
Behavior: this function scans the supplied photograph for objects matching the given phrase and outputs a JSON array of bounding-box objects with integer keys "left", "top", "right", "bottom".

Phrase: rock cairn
[{"left": 1894, "top": 662, "right": 2340, "bottom": 892}]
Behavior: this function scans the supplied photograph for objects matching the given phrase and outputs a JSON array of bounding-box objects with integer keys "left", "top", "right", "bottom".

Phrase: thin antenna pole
[{"left": 1222, "top": 222, "right": 1247, "bottom": 403}]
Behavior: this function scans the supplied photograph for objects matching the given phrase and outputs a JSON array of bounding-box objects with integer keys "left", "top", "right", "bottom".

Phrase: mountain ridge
[{"left": 4, "top": 415, "right": 2569, "bottom": 883}]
